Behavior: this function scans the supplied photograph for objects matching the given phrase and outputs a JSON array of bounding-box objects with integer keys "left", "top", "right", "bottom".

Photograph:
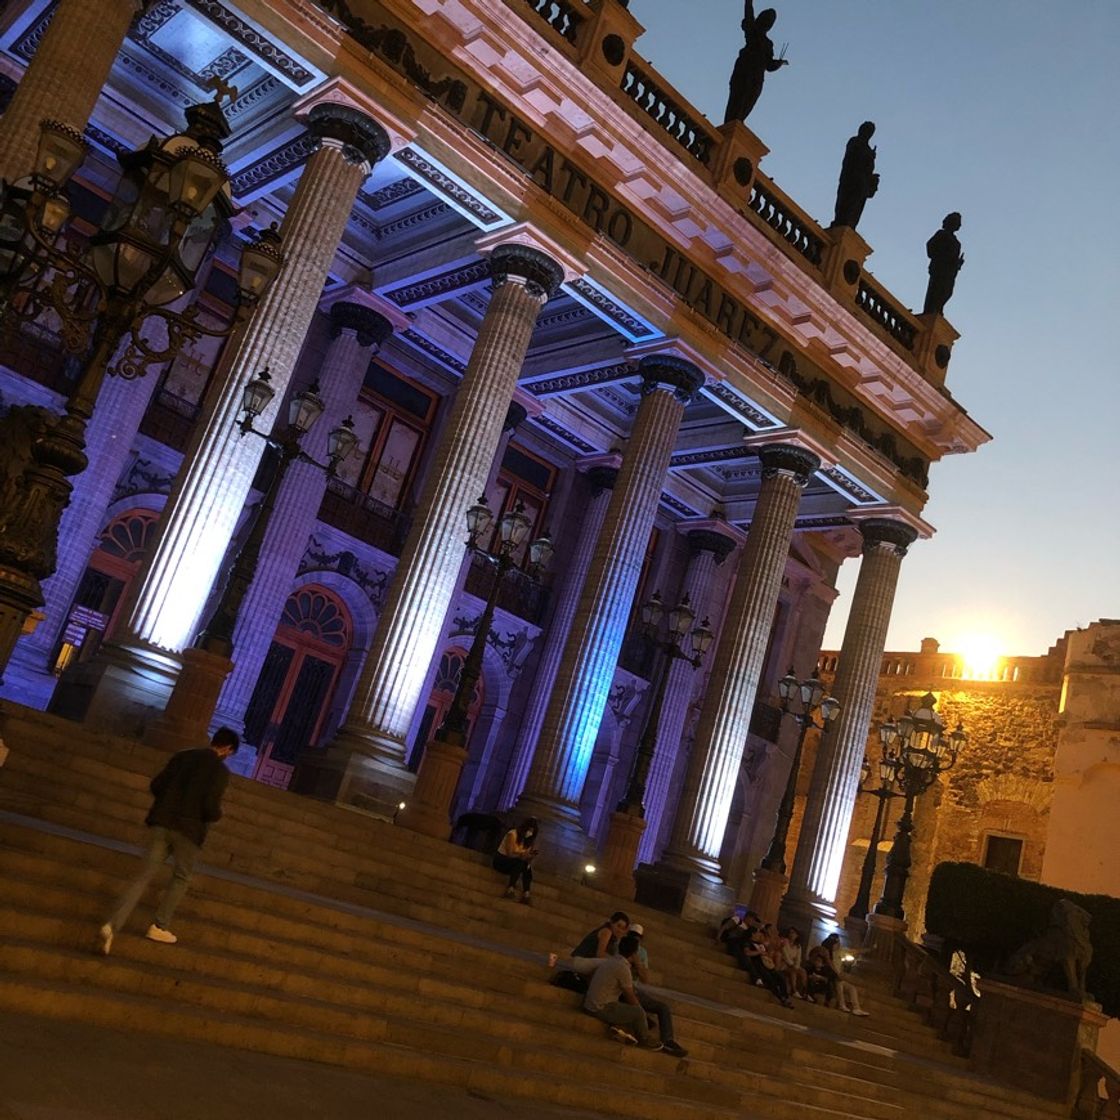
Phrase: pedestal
[
  {"left": 712, "top": 119, "right": 770, "bottom": 202},
  {"left": 821, "top": 224, "right": 872, "bottom": 300},
  {"left": 778, "top": 894, "right": 844, "bottom": 951},
  {"left": 0, "top": 568, "right": 43, "bottom": 686},
  {"left": 913, "top": 312, "right": 959, "bottom": 387},
  {"left": 747, "top": 866, "right": 788, "bottom": 927},
  {"left": 859, "top": 911, "right": 908, "bottom": 972},
  {"left": 145, "top": 646, "right": 234, "bottom": 751},
  {"left": 634, "top": 860, "right": 733, "bottom": 924},
  {"left": 514, "top": 796, "right": 597, "bottom": 881},
  {"left": 972, "top": 979, "right": 1108, "bottom": 1104},
  {"left": 598, "top": 810, "right": 646, "bottom": 899},
  {"left": 396, "top": 735, "right": 467, "bottom": 840},
  {"left": 317, "top": 735, "right": 417, "bottom": 820}
]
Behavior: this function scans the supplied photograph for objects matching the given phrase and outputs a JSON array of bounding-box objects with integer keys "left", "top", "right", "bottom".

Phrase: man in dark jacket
[{"left": 97, "top": 728, "right": 239, "bottom": 955}]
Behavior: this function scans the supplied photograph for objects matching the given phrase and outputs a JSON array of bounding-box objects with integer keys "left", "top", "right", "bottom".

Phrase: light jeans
[{"left": 105, "top": 826, "right": 201, "bottom": 932}]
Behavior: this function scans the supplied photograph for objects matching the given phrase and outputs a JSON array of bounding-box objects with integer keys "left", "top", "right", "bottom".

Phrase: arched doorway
[
  {"left": 54, "top": 508, "right": 160, "bottom": 673},
  {"left": 244, "top": 585, "right": 352, "bottom": 789},
  {"left": 407, "top": 647, "right": 483, "bottom": 771}
]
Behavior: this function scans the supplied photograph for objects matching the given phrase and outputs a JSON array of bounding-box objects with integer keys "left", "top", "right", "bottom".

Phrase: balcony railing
[
  {"left": 464, "top": 550, "right": 551, "bottom": 627},
  {"left": 318, "top": 475, "right": 412, "bottom": 558},
  {"left": 0, "top": 322, "right": 82, "bottom": 394},
  {"left": 621, "top": 57, "right": 717, "bottom": 165},
  {"left": 856, "top": 277, "right": 918, "bottom": 351},
  {"left": 1075, "top": 1049, "right": 1120, "bottom": 1118},
  {"left": 520, "top": 0, "right": 586, "bottom": 45},
  {"left": 747, "top": 176, "right": 825, "bottom": 267},
  {"left": 138, "top": 388, "right": 201, "bottom": 452}
]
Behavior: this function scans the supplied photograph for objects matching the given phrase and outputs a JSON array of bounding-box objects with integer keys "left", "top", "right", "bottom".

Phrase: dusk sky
[{"left": 633, "top": 0, "right": 1119, "bottom": 659}]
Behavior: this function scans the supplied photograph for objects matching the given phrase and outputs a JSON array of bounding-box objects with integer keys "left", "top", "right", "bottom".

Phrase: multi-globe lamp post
[
  {"left": 864, "top": 692, "right": 966, "bottom": 959},
  {"left": 148, "top": 368, "right": 360, "bottom": 750},
  {"left": 600, "top": 590, "right": 714, "bottom": 897},
  {"left": 749, "top": 668, "right": 840, "bottom": 922},
  {"left": 398, "top": 494, "right": 553, "bottom": 839},
  {"left": 0, "top": 97, "right": 283, "bottom": 674},
  {"left": 846, "top": 738, "right": 902, "bottom": 925}
]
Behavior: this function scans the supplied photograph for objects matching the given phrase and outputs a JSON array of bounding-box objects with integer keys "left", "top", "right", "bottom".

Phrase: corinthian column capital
[
  {"left": 488, "top": 243, "right": 565, "bottom": 302},
  {"left": 757, "top": 443, "right": 821, "bottom": 487},
  {"left": 307, "top": 102, "right": 391, "bottom": 169},
  {"left": 638, "top": 354, "right": 705, "bottom": 404},
  {"left": 858, "top": 517, "right": 919, "bottom": 558}
]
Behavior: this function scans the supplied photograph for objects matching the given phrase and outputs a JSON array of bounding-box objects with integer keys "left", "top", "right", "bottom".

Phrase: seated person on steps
[
  {"left": 627, "top": 924, "right": 688, "bottom": 1058},
  {"left": 550, "top": 911, "right": 630, "bottom": 992},
  {"left": 817, "top": 933, "right": 870, "bottom": 1016},
  {"left": 492, "top": 816, "right": 539, "bottom": 904}
]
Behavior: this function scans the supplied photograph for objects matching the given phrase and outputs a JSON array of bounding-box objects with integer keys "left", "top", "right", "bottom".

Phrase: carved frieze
[{"left": 298, "top": 534, "right": 390, "bottom": 608}]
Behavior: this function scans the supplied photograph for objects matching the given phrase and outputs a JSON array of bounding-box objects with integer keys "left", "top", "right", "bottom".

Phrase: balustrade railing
[
  {"left": 464, "top": 550, "right": 550, "bottom": 626},
  {"left": 318, "top": 475, "right": 411, "bottom": 558},
  {"left": 1075, "top": 1049, "right": 1120, "bottom": 1119},
  {"left": 747, "top": 176, "right": 825, "bottom": 266},
  {"left": 520, "top": 0, "right": 586, "bottom": 45},
  {"left": 621, "top": 57, "right": 717, "bottom": 165},
  {"left": 856, "top": 278, "right": 918, "bottom": 350},
  {"left": 891, "top": 933, "right": 975, "bottom": 1058}
]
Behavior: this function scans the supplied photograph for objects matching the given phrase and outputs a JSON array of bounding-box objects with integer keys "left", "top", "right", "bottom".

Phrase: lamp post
[
  {"left": 146, "top": 369, "right": 358, "bottom": 750},
  {"left": 599, "top": 591, "right": 713, "bottom": 895},
  {"left": 749, "top": 668, "right": 840, "bottom": 923},
  {"left": 846, "top": 737, "right": 902, "bottom": 925},
  {"left": 0, "top": 98, "right": 283, "bottom": 674},
  {"left": 398, "top": 495, "right": 552, "bottom": 839}
]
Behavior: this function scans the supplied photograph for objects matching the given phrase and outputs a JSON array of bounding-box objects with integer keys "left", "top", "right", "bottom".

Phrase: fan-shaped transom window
[
  {"left": 98, "top": 509, "right": 160, "bottom": 564},
  {"left": 280, "top": 586, "right": 351, "bottom": 648}
]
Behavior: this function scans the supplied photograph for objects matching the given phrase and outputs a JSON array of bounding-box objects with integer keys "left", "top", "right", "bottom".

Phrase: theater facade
[{"left": 0, "top": 0, "right": 987, "bottom": 923}]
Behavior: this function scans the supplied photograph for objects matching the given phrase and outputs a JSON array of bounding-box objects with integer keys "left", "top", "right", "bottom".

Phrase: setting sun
[{"left": 954, "top": 633, "right": 1004, "bottom": 680}]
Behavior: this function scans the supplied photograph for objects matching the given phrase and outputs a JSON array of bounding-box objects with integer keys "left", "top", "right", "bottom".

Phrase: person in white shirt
[
  {"left": 492, "top": 817, "right": 539, "bottom": 903},
  {"left": 818, "top": 933, "right": 869, "bottom": 1016}
]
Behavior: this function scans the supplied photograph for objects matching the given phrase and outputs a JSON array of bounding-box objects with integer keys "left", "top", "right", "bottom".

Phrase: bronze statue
[
  {"left": 723, "top": 1, "right": 789, "bottom": 124},
  {"left": 922, "top": 212, "right": 965, "bottom": 316},
  {"left": 832, "top": 121, "right": 879, "bottom": 230},
  {"left": 1005, "top": 898, "right": 1093, "bottom": 1001}
]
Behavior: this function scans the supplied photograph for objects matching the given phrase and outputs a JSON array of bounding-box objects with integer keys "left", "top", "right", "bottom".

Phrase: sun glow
[{"left": 955, "top": 633, "right": 1003, "bottom": 680}]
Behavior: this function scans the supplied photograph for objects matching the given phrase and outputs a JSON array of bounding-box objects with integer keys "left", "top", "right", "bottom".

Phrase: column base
[
  {"left": 859, "top": 911, "right": 908, "bottom": 972},
  {"left": 597, "top": 809, "right": 647, "bottom": 899},
  {"left": 513, "top": 793, "right": 595, "bottom": 881},
  {"left": 634, "top": 856, "right": 734, "bottom": 924},
  {"left": 50, "top": 640, "right": 181, "bottom": 739},
  {"left": 972, "top": 978, "right": 1108, "bottom": 1104},
  {"left": 0, "top": 640, "right": 60, "bottom": 710},
  {"left": 779, "top": 891, "right": 844, "bottom": 948},
  {"left": 747, "top": 866, "right": 789, "bottom": 927},
  {"left": 396, "top": 733, "right": 467, "bottom": 841},
  {"left": 0, "top": 565, "right": 44, "bottom": 687},
  {"left": 145, "top": 646, "right": 234, "bottom": 752}
]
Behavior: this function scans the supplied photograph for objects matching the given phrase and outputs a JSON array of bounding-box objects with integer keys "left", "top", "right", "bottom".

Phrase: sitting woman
[
  {"left": 780, "top": 926, "right": 809, "bottom": 1000},
  {"left": 492, "top": 817, "right": 540, "bottom": 904},
  {"left": 741, "top": 926, "right": 793, "bottom": 1008},
  {"left": 805, "top": 946, "right": 836, "bottom": 1005}
]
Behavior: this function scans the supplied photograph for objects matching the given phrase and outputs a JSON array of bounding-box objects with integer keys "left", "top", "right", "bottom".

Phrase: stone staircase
[{"left": 0, "top": 702, "right": 1068, "bottom": 1120}]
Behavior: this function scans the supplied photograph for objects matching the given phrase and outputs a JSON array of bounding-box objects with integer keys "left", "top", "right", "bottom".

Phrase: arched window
[{"left": 407, "top": 647, "right": 484, "bottom": 771}]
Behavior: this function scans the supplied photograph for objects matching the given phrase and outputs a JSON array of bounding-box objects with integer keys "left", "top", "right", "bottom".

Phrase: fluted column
[
  {"left": 78, "top": 102, "right": 390, "bottom": 735},
  {"left": 211, "top": 301, "right": 394, "bottom": 736},
  {"left": 498, "top": 457, "right": 619, "bottom": 810},
  {"left": 657, "top": 444, "right": 819, "bottom": 916},
  {"left": 0, "top": 0, "right": 145, "bottom": 181},
  {"left": 517, "top": 355, "right": 705, "bottom": 859},
  {"left": 330, "top": 243, "right": 565, "bottom": 813},
  {"left": 637, "top": 522, "right": 739, "bottom": 865},
  {"left": 784, "top": 517, "right": 918, "bottom": 934}
]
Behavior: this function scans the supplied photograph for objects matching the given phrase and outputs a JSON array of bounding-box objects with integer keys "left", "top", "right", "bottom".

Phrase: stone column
[
  {"left": 655, "top": 444, "right": 820, "bottom": 920},
  {"left": 328, "top": 242, "right": 566, "bottom": 814},
  {"left": 517, "top": 355, "right": 705, "bottom": 866},
  {"left": 498, "top": 456, "right": 620, "bottom": 810},
  {"left": 210, "top": 300, "right": 394, "bottom": 738},
  {"left": 79, "top": 102, "right": 391, "bottom": 737},
  {"left": 0, "top": 0, "right": 145, "bottom": 182},
  {"left": 637, "top": 522, "right": 739, "bottom": 865},
  {"left": 783, "top": 517, "right": 918, "bottom": 938}
]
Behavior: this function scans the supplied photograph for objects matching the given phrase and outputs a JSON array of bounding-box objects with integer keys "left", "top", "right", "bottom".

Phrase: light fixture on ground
[
  {"left": 846, "top": 736, "right": 902, "bottom": 926},
  {"left": 863, "top": 692, "right": 966, "bottom": 961},
  {"left": 398, "top": 495, "right": 553, "bottom": 839},
  {"left": 749, "top": 668, "right": 840, "bottom": 924},
  {"left": 0, "top": 97, "right": 283, "bottom": 674},
  {"left": 146, "top": 369, "right": 358, "bottom": 750},
  {"left": 599, "top": 591, "right": 714, "bottom": 897}
]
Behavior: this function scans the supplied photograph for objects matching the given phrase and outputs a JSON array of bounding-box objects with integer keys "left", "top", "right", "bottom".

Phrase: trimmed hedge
[{"left": 925, "top": 861, "right": 1120, "bottom": 1017}]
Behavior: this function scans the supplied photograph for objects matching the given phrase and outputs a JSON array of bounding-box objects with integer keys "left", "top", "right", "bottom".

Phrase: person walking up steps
[{"left": 96, "top": 728, "right": 240, "bottom": 955}]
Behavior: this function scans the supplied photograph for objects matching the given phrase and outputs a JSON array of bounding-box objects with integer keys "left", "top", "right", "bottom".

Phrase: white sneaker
[
  {"left": 97, "top": 924, "right": 113, "bottom": 956},
  {"left": 145, "top": 924, "right": 177, "bottom": 944},
  {"left": 608, "top": 1026, "right": 639, "bottom": 1046}
]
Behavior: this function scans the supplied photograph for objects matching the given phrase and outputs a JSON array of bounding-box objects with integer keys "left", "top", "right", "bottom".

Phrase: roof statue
[
  {"left": 831, "top": 121, "right": 879, "bottom": 231},
  {"left": 923, "top": 212, "right": 965, "bottom": 316},
  {"left": 723, "top": 0, "right": 789, "bottom": 124}
]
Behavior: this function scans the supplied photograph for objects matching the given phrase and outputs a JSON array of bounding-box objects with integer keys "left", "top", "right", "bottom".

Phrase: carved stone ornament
[
  {"left": 329, "top": 301, "right": 394, "bottom": 349},
  {"left": 859, "top": 517, "right": 918, "bottom": 558},
  {"left": 758, "top": 443, "right": 821, "bottom": 487},
  {"left": 637, "top": 354, "right": 705, "bottom": 404},
  {"left": 307, "top": 103, "right": 391, "bottom": 169},
  {"left": 586, "top": 465, "right": 620, "bottom": 497},
  {"left": 488, "top": 244, "right": 564, "bottom": 302},
  {"left": 687, "top": 528, "right": 737, "bottom": 565}
]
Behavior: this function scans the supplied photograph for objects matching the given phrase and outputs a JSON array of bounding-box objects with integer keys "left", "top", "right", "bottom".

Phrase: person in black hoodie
[{"left": 97, "top": 728, "right": 239, "bottom": 955}]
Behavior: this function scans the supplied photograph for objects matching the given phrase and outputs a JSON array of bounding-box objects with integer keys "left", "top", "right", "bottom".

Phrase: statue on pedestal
[
  {"left": 1005, "top": 898, "right": 1093, "bottom": 1001},
  {"left": 723, "top": 1, "right": 789, "bottom": 124},
  {"left": 923, "top": 212, "right": 965, "bottom": 316},
  {"left": 831, "top": 121, "right": 879, "bottom": 230}
]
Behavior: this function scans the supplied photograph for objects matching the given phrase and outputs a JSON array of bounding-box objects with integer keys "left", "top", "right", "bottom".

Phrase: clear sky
[{"left": 632, "top": 0, "right": 1120, "bottom": 657}]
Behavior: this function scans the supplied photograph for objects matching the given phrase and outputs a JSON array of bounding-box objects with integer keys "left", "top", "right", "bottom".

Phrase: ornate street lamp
[
  {"left": 437, "top": 495, "right": 553, "bottom": 743},
  {"left": 846, "top": 732, "right": 902, "bottom": 923},
  {"left": 617, "top": 590, "right": 714, "bottom": 815},
  {"left": 757, "top": 667, "right": 841, "bottom": 876},
  {"left": 872, "top": 692, "right": 966, "bottom": 921},
  {"left": 0, "top": 98, "right": 283, "bottom": 672}
]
